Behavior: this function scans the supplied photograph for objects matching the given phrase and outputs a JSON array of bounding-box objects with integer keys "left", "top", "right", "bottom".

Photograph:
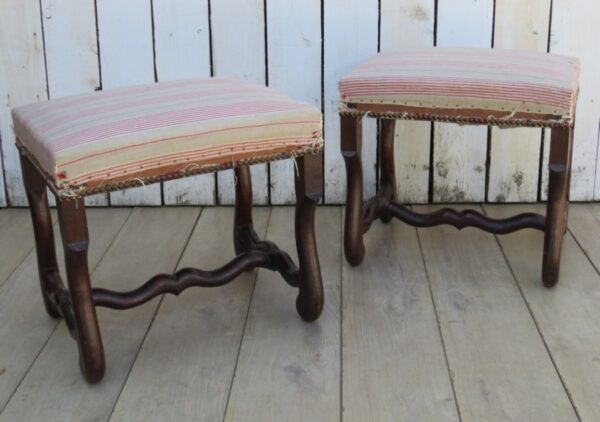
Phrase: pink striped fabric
[
  {"left": 339, "top": 48, "right": 580, "bottom": 120},
  {"left": 12, "top": 77, "right": 323, "bottom": 192}
]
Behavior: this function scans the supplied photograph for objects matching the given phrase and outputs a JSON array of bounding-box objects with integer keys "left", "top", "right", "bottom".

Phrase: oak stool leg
[
  {"left": 378, "top": 119, "right": 397, "bottom": 223},
  {"left": 341, "top": 115, "right": 366, "bottom": 265},
  {"left": 20, "top": 154, "right": 61, "bottom": 318},
  {"left": 233, "top": 165, "right": 255, "bottom": 255},
  {"left": 295, "top": 152, "right": 324, "bottom": 321},
  {"left": 57, "top": 198, "right": 105, "bottom": 383},
  {"left": 542, "top": 127, "right": 573, "bottom": 287}
]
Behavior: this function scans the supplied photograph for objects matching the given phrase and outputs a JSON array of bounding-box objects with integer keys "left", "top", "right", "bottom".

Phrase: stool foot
[{"left": 542, "top": 127, "right": 573, "bottom": 287}]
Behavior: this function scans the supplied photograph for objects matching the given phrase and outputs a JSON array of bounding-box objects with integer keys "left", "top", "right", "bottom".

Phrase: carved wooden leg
[
  {"left": 378, "top": 119, "right": 397, "bottom": 223},
  {"left": 341, "top": 115, "right": 365, "bottom": 265},
  {"left": 20, "top": 154, "right": 61, "bottom": 318},
  {"left": 542, "top": 127, "right": 573, "bottom": 287},
  {"left": 234, "top": 165, "right": 254, "bottom": 255},
  {"left": 57, "top": 198, "right": 105, "bottom": 383},
  {"left": 294, "top": 152, "right": 324, "bottom": 321}
]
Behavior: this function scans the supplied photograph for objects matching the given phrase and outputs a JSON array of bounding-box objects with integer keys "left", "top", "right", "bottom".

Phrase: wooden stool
[
  {"left": 12, "top": 77, "right": 324, "bottom": 383},
  {"left": 339, "top": 48, "right": 580, "bottom": 287}
]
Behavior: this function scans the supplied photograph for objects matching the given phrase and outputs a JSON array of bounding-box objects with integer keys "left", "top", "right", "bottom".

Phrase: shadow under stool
[
  {"left": 11, "top": 77, "right": 324, "bottom": 383},
  {"left": 339, "top": 47, "right": 580, "bottom": 287}
]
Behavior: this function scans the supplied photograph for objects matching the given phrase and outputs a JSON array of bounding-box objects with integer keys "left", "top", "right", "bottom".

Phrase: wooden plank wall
[{"left": 0, "top": 0, "right": 599, "bottom": 206}]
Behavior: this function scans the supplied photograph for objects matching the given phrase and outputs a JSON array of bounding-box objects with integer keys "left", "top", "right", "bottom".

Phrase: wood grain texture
[
  {"left": 267, "top": 0, "right": 321, "bottom": 205},
  {"left": 0, "top": 0, "right": 48, "bottom": 206},
  {"left": 153, "top": 0, "right": 216, "bottom": 206},
  {"left": 485, "top": 203, "right": 600, "bottom": 421},
  {"left": 488, "top": 0, "right": 551, "bottom": 203},
  {"left": 0, "top": 208, "right": 130, "bottom": 413},
  {"left": 109, "top": 208, "right": 269, "bottom": 421},
  {"left": 0, "top": 208, "right": 198, "bottom": 421},
  {"left": 380, "top": 0, "right": 435, "bottom": 204},
  {"left": 97, "top": 0, "right": 161, "bottom": 206},
  {"left": 323, "top": 0, "right": 378, "bottom": 204},
  {"left": 224, "top": 207, "right": 341, "bottom": 421},
  {"left": 0, "top": 210, "right": 36, "bottom": 288},
  {"left": 342, "top": 211, "right": 458, "bottom": 421},
  {"left": 416, "top": 204, "right": 577, "bottom": 421},
  {"left": 433, "top": 0, "right": 494, "bottom": 202},
  {"left": 549, "top": 1, "right": 600, "bottom": 201},
  {"left": 40, "top": 0, "right": 107, "bottom": 206},
  {"left": 211, "top": 0, "right": 268, "bottom": 205}
]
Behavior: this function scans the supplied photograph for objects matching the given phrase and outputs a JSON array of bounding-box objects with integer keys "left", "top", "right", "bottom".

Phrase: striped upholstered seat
[
  {"left": 339, "top": 47, "right": 580, "bottom": 127},
  {"left": 12, "top": 77, "right": 322, "bottom": 198}
]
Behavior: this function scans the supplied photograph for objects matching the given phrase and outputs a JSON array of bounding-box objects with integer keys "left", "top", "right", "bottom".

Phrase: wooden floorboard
[
  {"left": 485, "top": 203, "right": 600, "bottom": 421},
  {"left": 224, "top": 207, "right": 342, "bottom": 421},
  {"left": 0, "top": 209, "right": 38, "bottom": 288},
  {"left": 0, "top": 208, "right": 199, "bottom": 422},
  {"left": 2, "top": 205, "right": 600, "bottom": 421},
  {"left": 109, "top": 207, "right": 270, "bottom": 422},
  {"left": 342, "top": 213, "right": 458, "bottom": 421},
  {"left": 416, "top": 205, "right": 577, "bottom": 422},
  {"left": 0, "top": 208, "right": 131, "bottom": 413}
]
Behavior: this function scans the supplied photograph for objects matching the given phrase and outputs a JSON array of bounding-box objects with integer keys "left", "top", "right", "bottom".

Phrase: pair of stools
[{"left": 12, "top": 48, "right": 580, "bottom": 383}]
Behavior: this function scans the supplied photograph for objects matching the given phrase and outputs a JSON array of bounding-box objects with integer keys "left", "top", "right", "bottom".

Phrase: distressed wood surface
[
  {"left": 0, "top": 208, "right": 130, "bottom": 412},
  {"left": 433, "top": 0, "right": 494, "bottom": 202},
  {"left": 109, "top": 208, "right": 269, "bottom": 421},
  {"left": 267, "top": 0, "right": 321, "bottom": 205},
  {"left": 153, "top": 0, "right": 216, "bottom": 206},
  {"left": 550, "top": 1, "right": 600, "bottom": 201},
  {"left": 342, "top": 211, "right": 458, "bottom": 421},
  {"left": 416, "top": 204, "right": 577, "bottom": 421},
  {"left": 40, "top": 0, "right": 107, "bottom": 206},
  {"left": 0, "top": 0, "right": 48, "bottom": 206},
  {"left": 488, "top": 0, "right": 551, "bottom": 203},
  {"left": 224, "top": 207, "right": 341, "bottom": 421},
  {"left": 323, "top": 0, "right": 379, "bottom": 204},
  {"left": 0, "top": 210, "right": 36, "bottom": 288},
  {"left": 97, "top": 0, "right": 161, "bottom": 206},
  {"left": 211, "top": 0, "right": 268, "bottom": 205},
  {"left": 380, "top": 0, "right": 435, "bottom": 204},
  {"left": 485, "top": 203, "right": 600, "bottom": 421},
  {"left": 0, "top": 208, "right": 198, "bottom": 421}
]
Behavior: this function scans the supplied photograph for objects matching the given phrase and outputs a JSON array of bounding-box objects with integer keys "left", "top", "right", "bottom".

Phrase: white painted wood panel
[
  {"left": 488, "top": 0, "right": 551, "bottom": 203},
  {"left": 153, "top": 0, "right": 216, "bottom": 206},
  {"left": 433, "top": 0, "right": 494, "bottom": 202},
  {"left": 380, "top": 0, "right": 435, "bottom": 203},
  {"left": 267, "top": 0, "right": 321, "bottom": 204},
  {"left": 97, "top": 0, "right": 162, "bottom": 205},
  {"left": 211, "top": 0, "right": 269, "bottom": 205},
  {"left": 0, "top": 0, "right": 48, "bottom": 206},
  {"left": 550, "top": 0, "right": 600, "bottom": 200},
  {"left": 40, "top": 0, "right": 108, "bottom": 206},
  {"left": 323, "top": 0, "right": 379, "bottom": 204}
]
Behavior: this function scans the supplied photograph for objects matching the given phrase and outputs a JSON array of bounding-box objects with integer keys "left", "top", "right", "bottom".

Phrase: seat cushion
[
  {"left": 12, "top": 77, "right": 322, "bottom": 197},
  {"left": 339, "top": 48, "right": 580, "bottom": 126}
]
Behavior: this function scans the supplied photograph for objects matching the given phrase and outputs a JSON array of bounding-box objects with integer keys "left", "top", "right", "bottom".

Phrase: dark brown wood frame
[
  {"left": 20, "top": 150, "right": 324, "bottom": 384},
  {"left": 341, "top": 115, "right": 573, "bottom": 288}
]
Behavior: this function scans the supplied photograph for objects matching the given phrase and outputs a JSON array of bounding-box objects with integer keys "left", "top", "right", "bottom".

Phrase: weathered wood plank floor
[{"left": 1, "top": 204, "right": 599, "bottom": 421}]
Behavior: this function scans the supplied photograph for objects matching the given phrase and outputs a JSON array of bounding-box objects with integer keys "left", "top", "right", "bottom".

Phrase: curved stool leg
[
  {"left": 234, "top": 165, "right": 254, "bottom": 255},
  {"left": 542, "top": 127, "right": 573, "bottom": 287},
  {"left": 378, "top": 119, "right": 397, "bottom": 223},
  {"left": 294, "top": 152, "right": 324, "bottom": 321},
  {"left": 20, "top": 154, "right": 61, "bottom": 318},
  {"left": 57, "top": 199, "right": 105, "bottom": 383},
  {"left": 341, "top": 115, "right": 366, "bottom": 265}
]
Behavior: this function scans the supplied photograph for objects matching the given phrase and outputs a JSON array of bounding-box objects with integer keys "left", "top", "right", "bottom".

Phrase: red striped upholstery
[
  {"left": 12, "top": 77, "right": 322, "bottom": 196},
  {"left": 339, "top": 48, "right": 580, "bottom": 123}
]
